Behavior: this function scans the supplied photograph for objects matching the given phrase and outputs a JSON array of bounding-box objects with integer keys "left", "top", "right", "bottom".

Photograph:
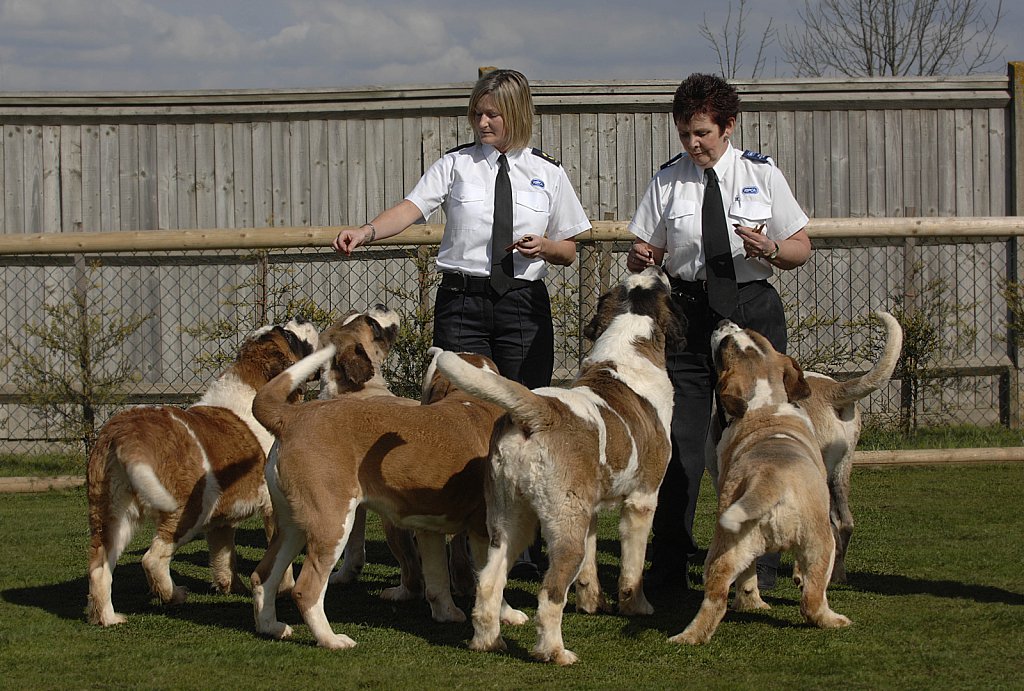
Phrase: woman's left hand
[
  {"left": 734, "top": 223, "right": 776, "bottom": 260},
  {"left": 511, "top": 234, "right": 545, "bottom": 259}
]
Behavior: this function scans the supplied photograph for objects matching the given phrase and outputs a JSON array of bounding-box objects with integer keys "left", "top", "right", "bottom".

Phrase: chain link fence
[{"left": 0, "top": 232, "right": 1015, "bottom": 454}]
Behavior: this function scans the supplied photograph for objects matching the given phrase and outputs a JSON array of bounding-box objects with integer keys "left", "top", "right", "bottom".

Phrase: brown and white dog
[
  {"left": 671, "top": 320, "right": 851, "bottom": 645},
  {"left": 706, "top": 310, "right": 902, "bottom": 582},
  {"left": 250, "top": 344, "right": 525, "bottom": 649},
  {"left": 436, "top": 266, "right": 685, "bottom": 666},
  {"left": 86, "top": 318, "right": 319, "bottom": 626},
  {"left": 295, "top": 306, "right": 425, "bottom": 600}
]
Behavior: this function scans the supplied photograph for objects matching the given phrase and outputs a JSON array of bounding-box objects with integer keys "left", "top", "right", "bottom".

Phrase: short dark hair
[{"left": 672, "top": 73, "right": 741, "bottom": 130}]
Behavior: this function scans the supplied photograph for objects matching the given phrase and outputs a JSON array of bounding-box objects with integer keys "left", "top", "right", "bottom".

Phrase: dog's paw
[
  {"left": 733, "top": 592, "right": 770, "bottom": 612},
  {"left": 816, "top": 611, "right": 852, "bottom": 629},
  {"left": 259, "top": 621, "right": 293, "bottom": 640},
  {"left": 575, "top": 587, "right": 611, "bottom": 614},
  {"left": 468, "top": 634, "right": 507, "bottom": 653},
  {"left": 430, "top": 605, "right": 467, "bottom": 623},
  {"left": 500, "top": 605, "right": 529, "bottom": 626},
  {"left": 168, "top": 586, "right": 188, "bottom": 605},
  {"left": 533, "top": 646, "right": 578, "bottom": 666},
  {"left": 668, "top": 630, "right": 707, "bottom": 645},
  {"left": 96, "top": 612, "right": 127, "bottom": 627},
  {"left": 318, "top": 633, "right": 357, "bottom": 650}
]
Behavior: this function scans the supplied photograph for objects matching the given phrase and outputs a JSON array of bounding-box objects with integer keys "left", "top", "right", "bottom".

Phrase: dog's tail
[
  {"left": 87, "top": 420, "right": 178, "bottom": 514},
  {"left": 718, "top": 475, "right": 779, "bottom": 533},
  {"left": 435, "top": 350, "right": 559, "bottom": 430},
  {"left": 253, "top": 344, "right": 336, "bottom": 436},
  {"left": 829, "top": 310, "right": 903, "bottom": 405}
]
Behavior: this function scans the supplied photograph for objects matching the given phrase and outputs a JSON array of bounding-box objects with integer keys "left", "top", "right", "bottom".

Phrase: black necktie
[
  {"left": 702, "top": 167, "right": 737, "bottom": 317},
  {"left": 489, "top": 154, "right": 515, "bottom": 295}
]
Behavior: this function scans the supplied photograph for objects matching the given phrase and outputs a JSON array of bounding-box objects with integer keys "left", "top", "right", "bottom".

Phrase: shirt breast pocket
[
  {"left": 514, "top": 190, "right": 550, "bottom": 230},
  {"left": 666, "top": 199, "right": 697, "bottom": 235},
  {"left": 729, "top": 200, "right": 772, "bottom": 227},
  {"left": 446, "top": 181, "right": 486, "bottom": 229}
]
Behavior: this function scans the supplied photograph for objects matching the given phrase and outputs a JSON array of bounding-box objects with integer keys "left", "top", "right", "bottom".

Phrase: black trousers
[
  {"left": 649, "top": 279, "right": 787, "bottom": 571},
  {"left": 432, "top": 276, "right": 554, "bottom": 389}
]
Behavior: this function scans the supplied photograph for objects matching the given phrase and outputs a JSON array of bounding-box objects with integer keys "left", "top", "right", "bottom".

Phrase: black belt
[
  {"left": 669, "top": 277, "right": 770, "bottom": 302},
  {"left": 439, "top": 271, "right": 534, "bottom": 294}
]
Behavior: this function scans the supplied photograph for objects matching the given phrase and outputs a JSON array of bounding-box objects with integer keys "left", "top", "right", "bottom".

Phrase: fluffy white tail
[
  {"left": 126, "top": 463, "right": 177, "bottom": 513},
  {"left": 435, "top": 351, "right": 557, "bottom": 430},
  {"left": 252, "top": 344, "right": 336, "bottom": 435}
]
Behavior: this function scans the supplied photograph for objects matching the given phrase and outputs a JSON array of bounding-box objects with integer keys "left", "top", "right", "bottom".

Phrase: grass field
[{"left": 1, "top": 463, "right": 1022, "bottom": 689}]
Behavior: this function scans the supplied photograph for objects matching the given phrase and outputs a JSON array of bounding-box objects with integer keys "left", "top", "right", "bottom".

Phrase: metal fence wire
[{"left": 0, "top": 234, "right": 1014, "bottom": 452}]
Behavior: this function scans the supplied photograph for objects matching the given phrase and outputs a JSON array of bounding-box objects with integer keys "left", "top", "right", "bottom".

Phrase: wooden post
[{"left": 1009, "top": 62, "right": 1024, "bottom": 427}]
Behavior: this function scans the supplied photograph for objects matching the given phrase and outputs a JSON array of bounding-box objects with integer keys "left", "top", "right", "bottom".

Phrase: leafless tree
[
  {"left": 782, "top": 0, "right": 1006, "bottom": 77},
  {"left": 699, "top": 0, "right": 776, "bottom": 79}
]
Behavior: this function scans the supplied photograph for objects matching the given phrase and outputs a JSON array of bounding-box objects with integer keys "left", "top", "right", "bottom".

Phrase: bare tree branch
[
  {"left": 698, "top": 0, "right": 776, "bottom": 79},
  {"left": 782, "top": 0, "right": 1006, "bottom": 77}
]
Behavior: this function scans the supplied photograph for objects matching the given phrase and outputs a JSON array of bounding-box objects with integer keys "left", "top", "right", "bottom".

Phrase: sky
[{"left": 0, "top": 0, "right": 1018, "bottom": 92}]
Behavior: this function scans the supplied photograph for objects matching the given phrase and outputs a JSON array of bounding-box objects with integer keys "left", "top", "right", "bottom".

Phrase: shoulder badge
[
  {"left": 530, "top": 148, "right": 562, "bottom": 167},
  {"left": 660, "top": 152, "right": 684, "bottom": 170},
  {"left": 742, "top": 149, "right": 775, "bottom": 165},
  {"left": 445, "top": 142, "right": 475, "bottom": 154}
]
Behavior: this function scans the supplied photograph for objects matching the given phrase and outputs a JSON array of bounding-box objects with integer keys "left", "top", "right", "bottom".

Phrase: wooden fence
[{"left": 0, "top": 67, "right": 1022, "bottom": 449}]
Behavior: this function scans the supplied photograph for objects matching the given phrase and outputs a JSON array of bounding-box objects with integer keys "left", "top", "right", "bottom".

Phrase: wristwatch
[{"left": 766, "top": 241, "right": 780, "bottom": 260}]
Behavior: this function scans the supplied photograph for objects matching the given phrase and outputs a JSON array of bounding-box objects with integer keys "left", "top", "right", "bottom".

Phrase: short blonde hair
[{"left": 467, "top": 69, "right": 534, "bottom": 151}]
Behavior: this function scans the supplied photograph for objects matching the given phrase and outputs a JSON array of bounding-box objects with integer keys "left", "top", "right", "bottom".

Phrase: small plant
[
  {"left": 182, "top": 251, "right": 335, "bottom": 377},
  {"left": 380, "top": 247, "right": 440, "bottom": 399},
  {"left": 4, "top": 271, "right": 152, "bottom": 455},
  {"left": 852, "top": 268, "right": 976, "bottom": 434}
]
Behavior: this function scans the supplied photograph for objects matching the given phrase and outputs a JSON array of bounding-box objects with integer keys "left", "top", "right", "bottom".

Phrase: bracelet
[
  {"left": 362, "top": 222, "right": 376, "bottom": 244},
  {"left": 766, "top": 241, "right": 780, "bottom": 260}
]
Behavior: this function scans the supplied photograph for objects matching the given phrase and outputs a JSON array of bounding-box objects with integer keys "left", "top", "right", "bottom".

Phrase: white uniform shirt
[
  {"left": 628, "top": 144, "right": 808, "bottom": 283},
  {"left": 406, "top": 143, "right": 591, "bottom": 281}
]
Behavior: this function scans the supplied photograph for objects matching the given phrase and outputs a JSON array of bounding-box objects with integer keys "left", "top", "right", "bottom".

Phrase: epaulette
[
  {"left": 660, "top": 152, "right": 684, "bottom": 170},
  {"left": 530, "top": 148, "right": 561, "bottom": 167},
  {"left": 445, "top": 142, "right": 475, "bottom": 154},
  {"left": 742, "top": 149, "right": 775, "bottom": 165}
]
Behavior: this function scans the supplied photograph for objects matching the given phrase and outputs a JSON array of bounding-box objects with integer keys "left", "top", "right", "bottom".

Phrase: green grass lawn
[{"left": 1, "top": 464, "right": 1021, "bottom": 689}]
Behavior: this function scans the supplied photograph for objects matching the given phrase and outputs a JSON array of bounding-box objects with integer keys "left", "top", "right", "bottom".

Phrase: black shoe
[
  {"left": 509, "top": 558, "right": 542, "bottom": 581},
  {"left": 756, "top": 562, "right": 778, "bottom": 591}
]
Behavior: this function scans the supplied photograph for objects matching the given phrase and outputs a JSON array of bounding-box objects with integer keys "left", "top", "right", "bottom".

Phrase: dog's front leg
[
  {"left": 415, "top": 530, "right": 465, "bottom": 622},
  {"left": 617, "top": 494, "right": 657, "bottom": 616},
  {"left": 141, "top": 531, "right": 187, "bottom": 605},
  {"left": 329, "top": 505, "right": 367, "bottom": 585}
]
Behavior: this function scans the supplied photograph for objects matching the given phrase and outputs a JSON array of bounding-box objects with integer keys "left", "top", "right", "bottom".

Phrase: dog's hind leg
[
  {"left": 416, "top": 530, "right": 465, "bottom": 622},
  {"left": 533, "top": 509, "right": 590, "bottom": 666},
  {"left": 795, "top": 532, "right": 851, "bottom": 630},
  {"left": 329, "top": 505, "right": 366, "bottom": 585},
  {"left": 670, "top": 535, "right": 742, "bottom": 645},
  {"left": 86, "top": 502, "right": 139, "bottom": 626},
  {"left": 469, "top": 532, "right": 517, "bottom": 653},
  {"left": 468, "top": 532, "right": 527, "bottom": 626},
  {"left": 379, "top": 521, "right": 423, "bottom": 601},
  {"left": 827, "top": 456, "right": 855, "bottom": 584},
  {"left": 448, "top": 531, "right": 475, "bottom": 598},
  {"left": 252, "top": 525, "right": 305, "bottom": 641},
  {"left": 617, "top": 492, "right": 658, "bottom": 616},
  {"left": 294, "top": 529, "right": 356, "bottom": 649},
  {"left": 141, "top": 523, "right": 187, "bottom": 605},
  {"left": 207, "top": 524, "right": 246, "bottom": 594},
  {"left": 574, "top": 514, "right": 610, "bottom": 614}
]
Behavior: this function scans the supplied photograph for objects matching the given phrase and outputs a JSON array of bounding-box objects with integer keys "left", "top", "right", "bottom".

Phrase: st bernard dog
[
  {"left": 250, "top": 345, "right": 524, "bottom": 649},
  {"left": 86, "top": 318, "right": 319, "bottom": 626},
  {"left": 671, "top": 320, "right": 851, "bottom": 645},
  {"left": 436, "top": 266, "right": 685, "bottom": 666},
  {"left": 705, "top": 310, "right": 902, "bottom": 583}
]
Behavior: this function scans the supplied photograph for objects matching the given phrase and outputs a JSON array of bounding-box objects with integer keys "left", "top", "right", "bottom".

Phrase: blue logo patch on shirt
[
  {"left": 531, "top": 178, "right": 545, "bottom": 188},
  {"left": 742, "top": 186, "right": 759, "bottom": 194}
]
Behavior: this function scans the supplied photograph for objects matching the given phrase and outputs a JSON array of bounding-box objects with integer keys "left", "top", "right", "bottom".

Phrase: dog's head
[
  {"left": 318, "top": 304, "right": 401, "bottom": 397},
  {"left": 234, "top": 317, "right": 320, "bottom": 389},
  {"left": 711, "top": 320, "right": 810, "bottom": 420},
  {"left": 583, "top": 266, "right": 687, "bottom": 362},
  {"left": 420, "top": 346, "right": 499, "bottom": 404}
]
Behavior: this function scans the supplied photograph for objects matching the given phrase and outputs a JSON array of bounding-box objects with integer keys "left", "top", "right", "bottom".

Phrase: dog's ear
[
  {"left": 782, "top": 356, "right": 811, "bottom": 402},
  {"left": 717, "top": 372, "right": 748, "bottom": 419},
  {"left": 338, "top": 342, "right": 375, "bottom": 386},
  {"left": 583, "top": 290, "right": 614, "bottom": 342}
]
